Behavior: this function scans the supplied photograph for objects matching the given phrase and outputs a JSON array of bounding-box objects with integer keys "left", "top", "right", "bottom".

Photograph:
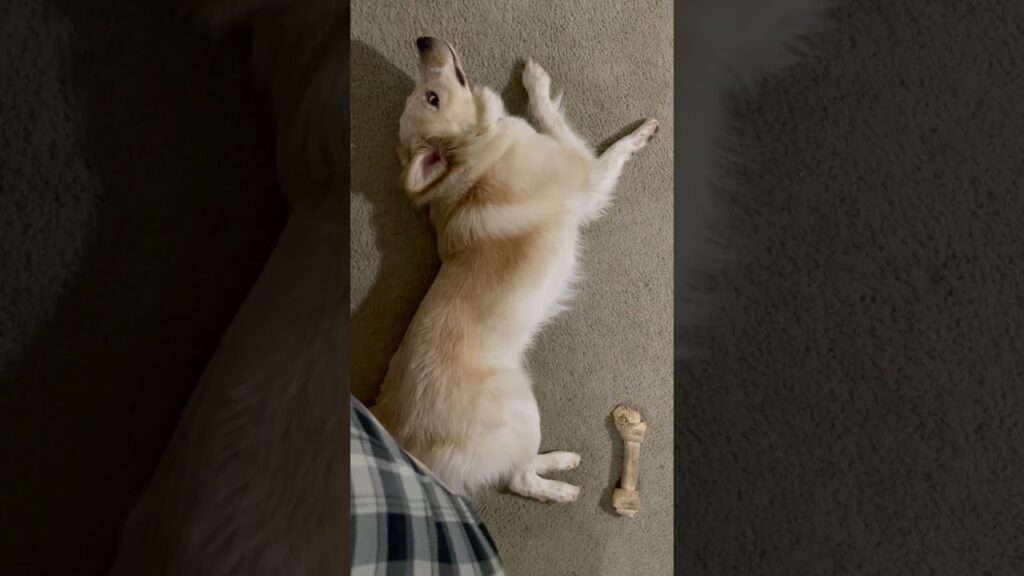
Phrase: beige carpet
[{"left": 349, "top": 1, "right": 674, "bottom": 574}]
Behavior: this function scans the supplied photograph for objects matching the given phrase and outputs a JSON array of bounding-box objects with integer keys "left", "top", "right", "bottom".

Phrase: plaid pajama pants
[{"left": 350, "top": 397, "right": 505, "bottom": 575}]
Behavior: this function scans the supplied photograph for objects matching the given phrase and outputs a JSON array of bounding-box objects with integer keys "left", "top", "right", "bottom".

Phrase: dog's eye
[{"left": 426, "top": 91, "right": 440, "bottom": 108}]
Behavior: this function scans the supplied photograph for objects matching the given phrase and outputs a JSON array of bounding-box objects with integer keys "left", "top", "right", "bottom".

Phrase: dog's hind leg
[
  {"left": 473, "top": 368, "right": 581, "bottom": 504},
  {"left": 509, "top": 458, "right": 582, "bottom": 504},
  {"left": 522, "top": 59, "right": 592, "bottom": 154},
  {"left": 578, "top": 119, "right": 660, "bottom": 223},
  {"left": 533, "top": 451, "right": 582, "bottom": 475}
]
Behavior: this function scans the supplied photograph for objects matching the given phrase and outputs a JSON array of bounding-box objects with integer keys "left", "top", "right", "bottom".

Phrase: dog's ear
[
  {"left": 396, "top": 143, "right": 410, "bottom": 167},
  {"left": 403, "top": 139, "right": 449, "bottom": 200}
]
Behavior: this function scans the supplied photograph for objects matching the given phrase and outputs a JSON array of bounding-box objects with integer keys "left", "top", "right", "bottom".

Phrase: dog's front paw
[
  {"left": 522, "top": 58, "right": 552, "bottom": 97},
  {"left": 618, "top": 118, "right": 660, "bottom": 155},
  {"left": 635, "top": 118, "right": 660, "bottom": 145}
]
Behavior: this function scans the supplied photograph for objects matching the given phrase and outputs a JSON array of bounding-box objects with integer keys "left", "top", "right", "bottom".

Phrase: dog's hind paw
[
  {"left": 548, "top": 482, "right": 581, "bottom": 504},
  {"left": 534, "top": 451, "right": 582, "bottom": 474},
  {"left": 509, "top": 473, "right": 581, "bottom": 504}
]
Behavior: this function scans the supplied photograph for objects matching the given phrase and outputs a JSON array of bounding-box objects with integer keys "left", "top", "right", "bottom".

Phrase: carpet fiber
[
  {"left": 0, "top": 0, "right": 283, "bottom": 573},
  {"left": 679, "top": 0, "right": 1024, "bottom": 573},
  {"left": 350, "top": 1, "right": 674, "bottom": 575}
]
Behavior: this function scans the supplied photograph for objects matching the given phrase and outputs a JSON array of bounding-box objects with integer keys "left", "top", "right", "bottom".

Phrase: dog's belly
[{"left": 503, "top": 225, "right": 580, "bottom": 354}]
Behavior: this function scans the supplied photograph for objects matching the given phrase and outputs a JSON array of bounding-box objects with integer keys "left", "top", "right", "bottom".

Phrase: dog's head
[{"left": 398, "top": 36, "right": 478, "bottom": 199}]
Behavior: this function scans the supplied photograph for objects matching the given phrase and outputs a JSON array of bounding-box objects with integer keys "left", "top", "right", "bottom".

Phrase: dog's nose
[{"left": 416, "top": 36, "right": 436, "bottom": 53}]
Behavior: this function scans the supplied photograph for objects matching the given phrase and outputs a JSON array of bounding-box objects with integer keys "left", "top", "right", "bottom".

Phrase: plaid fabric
[{"left": 350, "top": 397, "right": 505, "bottom": 575}]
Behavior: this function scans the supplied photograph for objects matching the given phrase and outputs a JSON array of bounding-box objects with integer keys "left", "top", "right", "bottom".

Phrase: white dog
[{"left": 371, "top": 37, "right": 658, "bottom": 503}]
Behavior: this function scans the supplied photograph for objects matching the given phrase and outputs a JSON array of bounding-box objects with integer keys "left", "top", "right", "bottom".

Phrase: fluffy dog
[{"left": 371, "top": 37, "right": 658, "bottom": 503}]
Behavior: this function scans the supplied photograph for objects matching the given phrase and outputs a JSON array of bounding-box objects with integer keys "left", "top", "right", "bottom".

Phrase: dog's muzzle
[{"left": 416, "top": 36, "right": 437, "bottom": 54}]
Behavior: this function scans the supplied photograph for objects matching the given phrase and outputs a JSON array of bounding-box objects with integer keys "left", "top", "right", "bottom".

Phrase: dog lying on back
[{"left": 371, "top": 37, "right": 658, "bottom": 503}]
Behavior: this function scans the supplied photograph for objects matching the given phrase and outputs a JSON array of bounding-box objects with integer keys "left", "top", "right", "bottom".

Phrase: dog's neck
[{"left": 428, "top": 174, "right": 501, "bottom": 259}]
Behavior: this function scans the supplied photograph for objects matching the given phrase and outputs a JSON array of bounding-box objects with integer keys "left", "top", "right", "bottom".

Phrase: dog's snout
[{"left": 416, "top": 36, "right": 436, "bottom": 53}]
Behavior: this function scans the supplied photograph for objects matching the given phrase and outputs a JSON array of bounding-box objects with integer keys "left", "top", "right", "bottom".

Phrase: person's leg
[{"left": 350, "top": 397, "right": 505, "bottom": 575}]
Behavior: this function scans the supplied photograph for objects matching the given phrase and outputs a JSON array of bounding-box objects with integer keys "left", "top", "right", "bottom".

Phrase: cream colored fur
[{"left": 371, "top": 37, "right": 658, "bottom": 503}]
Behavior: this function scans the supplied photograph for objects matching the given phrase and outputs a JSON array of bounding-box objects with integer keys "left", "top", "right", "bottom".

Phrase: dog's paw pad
[{"left": 522, "top": 59, "right": 551, "bottom": 94}]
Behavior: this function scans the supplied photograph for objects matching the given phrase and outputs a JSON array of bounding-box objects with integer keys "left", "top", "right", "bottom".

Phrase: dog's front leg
[
  {"left": 474, "top": 85, "right": 507, "bottom": 127},
  {"left": 580, "top": 119, "right": 660, "bottom": 223},
  {"left": 522, "top": 59, "right": 591, "bottom": 154}
]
